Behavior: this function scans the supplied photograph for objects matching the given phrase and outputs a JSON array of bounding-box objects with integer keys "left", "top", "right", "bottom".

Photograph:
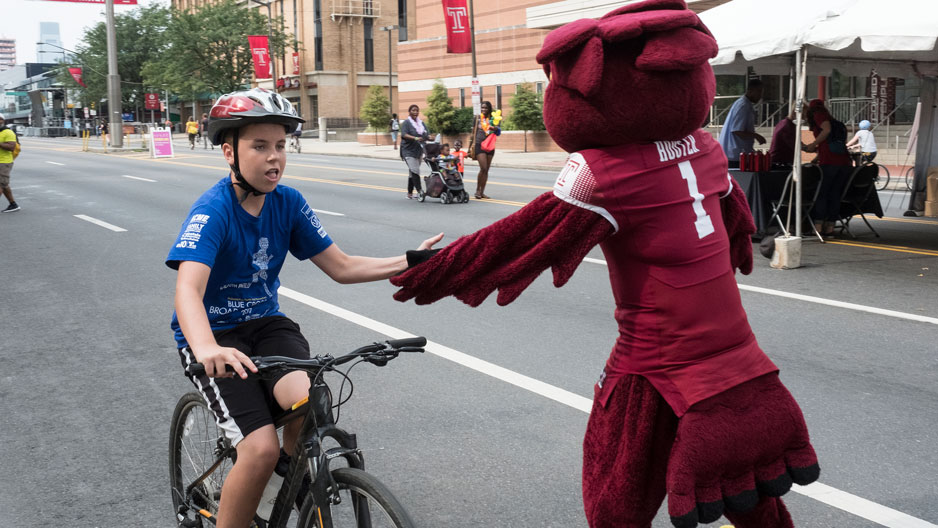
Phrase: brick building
[
  {"left": 172, "top": 0, "right": 407, "bottom": 123},
  {"left": 397, "top": 0, "right": 726, "bottom": 118}
]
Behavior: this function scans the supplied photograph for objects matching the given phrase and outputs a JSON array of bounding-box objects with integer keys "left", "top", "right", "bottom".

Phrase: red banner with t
[
  {"left": 441, "top": 0, "right": 471, "bottom": 54},
  {"left": 248, "top": 35, "right": 272, "bottom": 79},
  {"left": 68, "top": 67, "right": 87, "bottom": 87}
]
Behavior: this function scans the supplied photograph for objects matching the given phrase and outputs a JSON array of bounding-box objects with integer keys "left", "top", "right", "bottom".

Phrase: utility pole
[
  {"left": 468, "top": 0, "right": 479, "bottom": 116},
  {"left": 105, "top": 0, "right": 123, "bottom": 147},
  {"left": 380, "top": 25, "right": 398, "bottom": 115}
]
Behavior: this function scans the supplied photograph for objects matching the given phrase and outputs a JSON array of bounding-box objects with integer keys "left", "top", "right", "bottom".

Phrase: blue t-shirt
[
  {"left": 166, "top": 177, "right": 334, "bottom": 347},
  {"left": 718, "top": 95, "right": 756, "bottom": 162}
]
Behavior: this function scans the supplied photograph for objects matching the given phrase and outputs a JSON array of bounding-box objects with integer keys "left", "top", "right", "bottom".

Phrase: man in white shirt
[{"left": 718, "top": 79, "right": 766, "bottom": 168}]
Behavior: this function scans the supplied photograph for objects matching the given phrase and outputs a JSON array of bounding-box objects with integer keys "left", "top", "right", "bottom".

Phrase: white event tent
[{"left": 699, "top": 0, "right": 938, "bottom": 233}]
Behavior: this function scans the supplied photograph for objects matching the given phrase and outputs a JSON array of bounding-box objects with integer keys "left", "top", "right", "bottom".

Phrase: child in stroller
[{"left": 418, "top": 142, "right": 470, "bottom": 204}]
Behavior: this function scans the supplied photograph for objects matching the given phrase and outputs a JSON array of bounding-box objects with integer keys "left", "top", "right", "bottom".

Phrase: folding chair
[
  {"left": 770, "top": 164, "right": 824, "bottom": 242},
  {"left": 836, "top": 163, "right": 881, "bottom": 238}
]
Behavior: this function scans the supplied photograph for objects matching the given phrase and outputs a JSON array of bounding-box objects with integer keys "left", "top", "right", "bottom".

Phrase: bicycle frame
[{"left": 178, "top": 376, "right": 364, "bottom": 528}]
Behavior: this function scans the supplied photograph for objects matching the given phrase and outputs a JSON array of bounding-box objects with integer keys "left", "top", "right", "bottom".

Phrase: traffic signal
[{"left": 90, "top": 102, "right": 95, "bottom": 109}]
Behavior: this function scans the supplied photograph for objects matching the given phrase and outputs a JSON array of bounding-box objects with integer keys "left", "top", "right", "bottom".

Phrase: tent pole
[{"left": 793, "top": 47, "right": 808, "bottom": 238}]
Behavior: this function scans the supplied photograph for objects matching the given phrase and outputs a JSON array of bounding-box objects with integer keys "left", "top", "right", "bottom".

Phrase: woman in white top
[{"left": 847, "top": 119, "right": 877, "bottom": 163}]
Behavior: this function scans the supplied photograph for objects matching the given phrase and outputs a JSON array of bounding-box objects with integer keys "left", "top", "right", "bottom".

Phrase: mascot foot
[{"left": 666, "top": 373, "right": 819, "bottom": 527}]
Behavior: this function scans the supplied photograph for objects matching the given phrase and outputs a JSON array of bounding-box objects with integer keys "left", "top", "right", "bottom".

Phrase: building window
[
  {"left": 496, "top": 85, "right": 502, "bottom": 110},
  {"left": 314, "top": 0, "right": 323, "bottom": 70},
  {"left": 364, "top": 19, "right": 374, "bottom": 72},
  {"left": 398, "top": 0, "right": 408, "bottom": 41},
  {"left": 536, "top": 82, "right": 544, "bottom": 94},
  {"left": 459, "top": 88, "right": 465, "bottom": 107}
]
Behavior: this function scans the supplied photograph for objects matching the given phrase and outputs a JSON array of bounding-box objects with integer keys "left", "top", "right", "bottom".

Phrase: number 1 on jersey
[{"left": 677, "top": 160, "right": 715, "bottom": 239}]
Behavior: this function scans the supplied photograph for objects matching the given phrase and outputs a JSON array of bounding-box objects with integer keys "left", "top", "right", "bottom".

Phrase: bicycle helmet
[
  {"left": 859, "top": 119, "right": 871, "bottom": 130},
  {"left": 207, "top": 88, "right": 304, "bottom": 196}
]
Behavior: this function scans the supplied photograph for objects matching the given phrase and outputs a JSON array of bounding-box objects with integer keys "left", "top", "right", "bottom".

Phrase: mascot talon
[{"left": 391, "top": 0, "right": 819, "bottom": 526}]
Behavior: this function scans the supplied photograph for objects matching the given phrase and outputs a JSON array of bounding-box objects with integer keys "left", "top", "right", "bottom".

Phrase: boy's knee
[{"left": 238, "top": 435, "right": 281, "bottom": 472}]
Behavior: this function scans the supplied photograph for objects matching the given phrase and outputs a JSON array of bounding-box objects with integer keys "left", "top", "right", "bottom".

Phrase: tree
[
  {"left": 452, "top": 107, "right": 474, "bottom": 134},
  {"left": 142, "top": 0, "right": 292, "bottom": 101},
  {"left": 424, "top": 79, "right": 458, "bottom": 136},
  {"left": 506, "top": 83, "right": 545, "bottom": 152},
  {"left": 55, "top": 4, "right": 171, "bottom": 117},
  {"left": 359, "top": 85, "right": 391, "bottom": 145}
]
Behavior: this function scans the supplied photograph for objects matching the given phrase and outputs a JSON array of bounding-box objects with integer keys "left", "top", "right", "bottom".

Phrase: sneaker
[
  {"left": 2, "top": 203, "right": 20, "bottom": 213},
  {"left": 406, "top": 193, "right": 414, "bottom": 199}
]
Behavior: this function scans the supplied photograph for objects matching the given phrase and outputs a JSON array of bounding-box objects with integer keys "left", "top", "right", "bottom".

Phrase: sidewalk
[{"left": 295, "top": 138, "right": 570, "bottom": 172}]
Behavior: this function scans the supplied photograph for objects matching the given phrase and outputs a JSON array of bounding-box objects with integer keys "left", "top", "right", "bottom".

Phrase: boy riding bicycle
[{"left": 166, "top": 88, "right": 441, "bottom": 528}]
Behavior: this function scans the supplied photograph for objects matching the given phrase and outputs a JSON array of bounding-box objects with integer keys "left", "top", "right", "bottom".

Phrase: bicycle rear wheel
[
  {"left": 298, "top": 467, "right": 415, "bottom": 528},
  {"left": 905, "top": 166, "right": 915, "bottom": 191},
  {"left": 169, "top": 391, "right": 234, "bottom": 525}
]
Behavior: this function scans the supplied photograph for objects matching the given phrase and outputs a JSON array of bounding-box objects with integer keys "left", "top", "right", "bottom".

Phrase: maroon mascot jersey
[{"left": 554, "top": 131, "right": 778, "bottom": 415}]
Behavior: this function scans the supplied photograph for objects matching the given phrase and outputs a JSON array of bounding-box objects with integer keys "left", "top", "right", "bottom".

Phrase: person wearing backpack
[
  {"left": 803, "top": 98, "right": 852, "bottom": 237},
  {"left": 0, "top": 113, "right": 20, "bottom": 213}
]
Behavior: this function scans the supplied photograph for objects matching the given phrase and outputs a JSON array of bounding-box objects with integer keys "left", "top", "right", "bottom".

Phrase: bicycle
[
  {"left": 852, "top": 151, "right": 890, "bottom": 191},
  {"left": 170, "top": 336, "right": 427, "bottom": 528},
  {"left": 289, "top": 134, "right": 302, "bottom": 154}
]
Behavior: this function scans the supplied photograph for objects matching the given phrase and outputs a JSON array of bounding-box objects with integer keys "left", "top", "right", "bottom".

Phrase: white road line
[
  {"left": 46, "top": 161, "right": 65, "bottom": 166},
  {"left": 73, "top": 214, "right": 127, "bottom": 232},
  {"left": 277, "top": 286, "right": 936, "bottom": 528},
  {"left": 312, "top": 208, "right": 345, "bottom": 216},
  {"left": 121, "top": 174, "right": 157, "bottom": 182},
  {"left": 582, "top": 257, "right": 938, "bottom": 325}
]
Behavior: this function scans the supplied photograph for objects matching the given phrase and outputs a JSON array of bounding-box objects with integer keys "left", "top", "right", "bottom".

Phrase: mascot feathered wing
[{"left": 392, "top": 1, "right": 819, "bottom": 526}]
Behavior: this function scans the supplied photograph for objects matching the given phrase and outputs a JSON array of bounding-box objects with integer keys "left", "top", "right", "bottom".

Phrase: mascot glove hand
[
  {"left": 666, "top": 373, "right": 819, "bottom": 528},
  {"left": 493, "top": 126, "right": 501, "bottom": 136}
]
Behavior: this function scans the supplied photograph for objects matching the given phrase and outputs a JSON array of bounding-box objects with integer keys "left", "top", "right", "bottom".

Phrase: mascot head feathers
[{"left": 536, "top": 0, "right": 718, "bottom": 152}]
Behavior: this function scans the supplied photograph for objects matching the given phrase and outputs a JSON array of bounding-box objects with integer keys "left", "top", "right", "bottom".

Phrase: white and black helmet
[{"left": 207, "top": 88, "right": 303, "bottom": 146}]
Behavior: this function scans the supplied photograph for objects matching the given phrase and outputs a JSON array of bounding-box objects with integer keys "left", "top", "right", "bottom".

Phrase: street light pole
[{"left": 379, "top": 25, "right": 397, "bottom": 116}]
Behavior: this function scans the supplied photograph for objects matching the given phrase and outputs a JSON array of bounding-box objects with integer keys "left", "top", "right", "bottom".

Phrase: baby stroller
[{"left": 418, "top": 142, "right": 470, "bottom": 204}]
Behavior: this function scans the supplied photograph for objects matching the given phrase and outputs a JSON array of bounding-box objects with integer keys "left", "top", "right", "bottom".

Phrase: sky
[{"left": 3, "top": 0, "right": 170, "bottom": 64}]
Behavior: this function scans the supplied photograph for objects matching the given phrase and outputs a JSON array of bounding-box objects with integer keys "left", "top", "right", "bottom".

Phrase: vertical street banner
[
  {"left": 292, "top": 52, "right": 300, "bottom": 75},
  {"left": 144, "top": 93, "right": 160, "bottom": 110},
  {"left": 442, "top": 0, "right": 471, "bottom": 54},
  {"left": 248, "top": 35, "right": 272, "bottom": 79},
  {"left": 68, "top": 67, "right": 87, "bottom": 87}
]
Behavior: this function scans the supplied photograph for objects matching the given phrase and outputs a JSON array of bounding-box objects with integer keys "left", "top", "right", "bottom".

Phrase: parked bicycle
[{"left": 170, "top": 336, "right": 426, "bottom": 528}]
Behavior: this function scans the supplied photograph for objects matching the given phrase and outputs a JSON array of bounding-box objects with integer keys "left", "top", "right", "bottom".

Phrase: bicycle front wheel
[
  {"left": 905, "top": 166, "right": 915, "bottom": 191},
  {"left": 298, "top": 467, "right": 415, "bottom": 528},
  {"left": 169, "top": 391, "right": 234, "bottom": 525},
  {"left": 874, "top": 164, "right": 890, "bottom": 191}
]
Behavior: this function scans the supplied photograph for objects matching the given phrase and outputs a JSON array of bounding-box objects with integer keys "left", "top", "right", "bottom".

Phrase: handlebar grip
[
  {"left": 185, "top": 363, "right": 238, "bottom": 377},
  {"left": 387, "top": 337, "right": 427, "bottom": 349}
]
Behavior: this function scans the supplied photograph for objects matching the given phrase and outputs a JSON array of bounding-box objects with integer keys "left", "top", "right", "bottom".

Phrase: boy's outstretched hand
[{"left": 406, "top": 232, "right": 444, "bottom": 270}]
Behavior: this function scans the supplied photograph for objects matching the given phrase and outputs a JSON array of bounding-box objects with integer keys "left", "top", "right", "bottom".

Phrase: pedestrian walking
[
  {"left": 99, "top": 119, "right": 110, "bottom": 146},
  {"left": 469, "top": 101, "right": 500, "bottom": 199},
  {"left": 186, "top": 116, "right": 199, "bottom": 150},
  {"left": 389, "top": 113, "right": 400, "bottom": 149},
  {"left": 0, "top": 113, "right": 21, "bottom": 212},
  {"left": 399, "top": 105, "right": 430, "bottom": 199},
  {"left": 201, "top": 113, "right": 213, "bottom": 149}
]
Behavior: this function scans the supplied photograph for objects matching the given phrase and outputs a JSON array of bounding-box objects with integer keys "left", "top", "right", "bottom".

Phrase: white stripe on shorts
[{"left": 181, "top": 348, "right": 244, "bottom": 446}]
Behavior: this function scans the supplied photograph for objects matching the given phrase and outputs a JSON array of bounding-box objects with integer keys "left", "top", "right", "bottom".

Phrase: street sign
[
  {"left": 5, "top": 91, "right": 27, "bottom": 96},
  {"left": 84, "top": 107, "right": 90, "bottom": 118},
  {"left": 471, "top": 77, "right": 481, "bottom": 116},
  {"left": 90, "top": 109, "right": 97, "bottom": 116}
]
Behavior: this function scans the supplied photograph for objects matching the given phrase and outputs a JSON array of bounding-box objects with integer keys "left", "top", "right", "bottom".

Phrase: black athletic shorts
[{"left": 178, "top": 315, "right": 310, "bottom": 446}]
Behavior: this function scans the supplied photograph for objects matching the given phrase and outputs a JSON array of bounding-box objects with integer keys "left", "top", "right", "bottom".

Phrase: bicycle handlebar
[{"left": 184, "top": 337, "right": 427, "bottom": 377}]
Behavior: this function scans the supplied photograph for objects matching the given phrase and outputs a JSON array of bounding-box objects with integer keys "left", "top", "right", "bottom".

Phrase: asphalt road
[{"left": 1, "top": 137, "right": 936, "bottom": 528}]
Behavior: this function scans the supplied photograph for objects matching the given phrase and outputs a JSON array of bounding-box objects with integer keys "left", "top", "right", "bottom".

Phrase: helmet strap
[{"left": 229, "top": 128, "right": 267, "bottom": 201}]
